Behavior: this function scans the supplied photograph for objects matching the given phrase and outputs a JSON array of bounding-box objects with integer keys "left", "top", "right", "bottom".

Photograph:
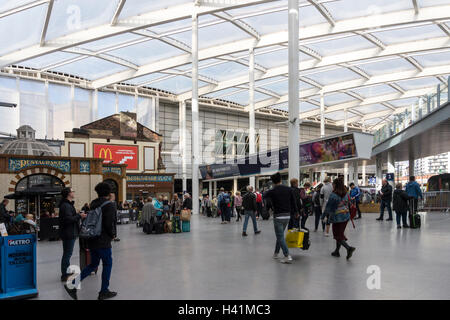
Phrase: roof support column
[
  {"left": 320, "top": 92, "right": 325, "bottom": 137},
  {"left": 344, "top": 109, "right": 348, "bottom": 186},
  {"left": 288, "top": 0, "right": 300, "bottom": 181},
  {"left": 249, "top": 46, "right": 256, "bottom": 188},
  {"left": 387, "top": 150, "right": 395, "bottom": 190},
  {"left": 191, "top": 11, "right": 200, "bottom": 214},
  {"left": 92, "top": 89, "right": 98, "bottom": 122},
  {"left": 179, "top": 100, "right": 187, "bottom": 193}
]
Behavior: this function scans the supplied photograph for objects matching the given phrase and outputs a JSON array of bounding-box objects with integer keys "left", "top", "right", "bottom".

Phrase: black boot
[
  {"left": 98, "top": 290, "right": 118, "bottom": 300},
  {"left": 331, "top": 241, "right": 341, "bottom": 257}
]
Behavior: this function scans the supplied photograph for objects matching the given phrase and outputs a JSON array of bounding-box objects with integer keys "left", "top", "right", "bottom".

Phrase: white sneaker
[
  {"left": 280, "top": 255, "right": 293, "bottom": 264},
  {"left": 324, "top": 233, "right": 330, "bottom": 237},
  {"left": 272, "top": 253, "right": 280, "bottom": 259}
]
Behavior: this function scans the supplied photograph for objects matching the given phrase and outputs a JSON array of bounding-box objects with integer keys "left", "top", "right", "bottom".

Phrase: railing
[
  {"left": 373, "top": 76, "right": 449, "bottom": 145},
  {"left": 420, "top": 191, "right": 450, "bottom": 212}
]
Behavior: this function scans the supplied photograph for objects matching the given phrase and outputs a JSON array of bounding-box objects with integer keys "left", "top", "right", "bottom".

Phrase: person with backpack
[
  {"left": 405, "top": 176, "right": 423, "bottom": 215},
  {"left": 63, "top": 182, "right": 117, "bottom": 300},
  {"left": 263, "top": 172, "right": 299, "bottom": 264},
  {"left": 299, "top": 182, "right": 313, "bottom": 230},
  {"left": 255, "top": 188, "right": 263, "bottom": 219},
  {"left": 349, "top": 182, "right": 362, "bottom": 219},
  {"left": 323, "top": 178, "right": 356, "bottom": 260},
  {"left": 59, "top": 187, "right": 87, "bottom": 282},
  {"left": 288, "top": 178, "right": 302, "bottom": 230},
  {"left": 377, "top": 179, "right": 393, "bottom": 221},
  {"left": 313, "top": 183, "right": 324, "bottom": 232},
  {"left": 218, "top": 188, "right": 231, "bottom": 224},
  {"left": 242, "top": 186, "right": 261, "bottom": 236},
  {"left": 393, "top": 183, "right": 410, "bottom": 229}
]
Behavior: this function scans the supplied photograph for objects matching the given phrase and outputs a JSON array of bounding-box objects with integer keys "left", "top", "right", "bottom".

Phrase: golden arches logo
[{"left": 98, "top": 148, "right": 113, "bottom": 160}]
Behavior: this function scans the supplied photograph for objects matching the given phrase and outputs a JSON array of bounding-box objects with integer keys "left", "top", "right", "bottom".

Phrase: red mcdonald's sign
[{"left": 93, "top": 144, "right": 138, "bottom": 170}]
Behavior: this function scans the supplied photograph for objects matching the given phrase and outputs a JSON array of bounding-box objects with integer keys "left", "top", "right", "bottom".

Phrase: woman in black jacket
[{"left": 393, "top": 183, "right": 410, "bottom": 229}]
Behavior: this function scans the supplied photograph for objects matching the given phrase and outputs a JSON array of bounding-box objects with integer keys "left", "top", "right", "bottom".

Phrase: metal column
[
  {"left": 344, "top": 109, "right": 348, "bottom": 185},
  {"left": 213, "top": 181, "right": 217, "bottom": 198},
  {"left": 376, "top": 154, "right": 383, "bottom": 189},
  {"left": 362, "top": 161, "right": 366, "bottom": 186},
  {"left": 180, "top": 101, "right": 187, "bottom": 192},
  {"left": 249, "top": 47, "right": 256, "bottom": 188},
  {"left": 288, "top": 0, "right": 300, "bottom": 181},
  {"left": 208, "top": 181, "right": 212, "bottom": 197},
  {"left": 387, "top": 150, "right": 395, "bottom": 190},
  {"left": 353, "top": 162, "right": 359, "bottom": 186},
  {"left": 233, "top": 178, "right": 238, "bottom": 194},
  {"left": 320, "top": 93, "right": 325, "bottom": 182},
  {"left": 409, "top": 156, "right": 415, "bottom": 178},
  {"left": 191, "top": 13, "right": 200, "bottom": 214}
]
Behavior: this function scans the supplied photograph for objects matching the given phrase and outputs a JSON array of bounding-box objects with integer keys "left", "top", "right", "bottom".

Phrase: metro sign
[
  {"left": 93, "top": 144, "right": 138, "bottom": 170},
  {"left": 8, "top": 239, "right": 31, "bottom": 246}
]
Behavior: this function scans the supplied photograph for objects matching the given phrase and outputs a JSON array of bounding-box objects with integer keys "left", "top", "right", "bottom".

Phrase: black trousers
[
  {"left": 314, "top": 206, "right": 324, "bottom": 231},
  {"left": 355, "top": 201, "right": 361, "bottom": 217}
]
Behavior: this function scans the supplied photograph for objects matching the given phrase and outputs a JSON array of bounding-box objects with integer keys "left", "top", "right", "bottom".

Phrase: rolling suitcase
[
  {"left": 155, "top": 221, "right": 165, "bottom": 234},
  {"left": 79, "top": 238, "right": 97, "bottom": 274},
  {"left": 261, "top": 206, "right": 270, "bottom": 220},
  {"left": 182, "top": 220, "right": 190, "bottom": 232},
  {"left": 409, "top": 199, "right": 421, "bottom": 229}
]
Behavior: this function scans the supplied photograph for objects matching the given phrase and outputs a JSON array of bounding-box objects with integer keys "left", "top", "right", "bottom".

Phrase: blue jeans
[
  {"left": 274, "top": 218, "right": 289, "bottom": 256},
  {"left": 80, "top": 248, "right": 113, "bottom": 293},
  {"left": 243, "top": 211, "right": 258, "bottom": 233},
  {"left": 61, "top": 239, "right": 76, "bottom": 276},
  {"left": 379, "top": 200, "right": 393, "bottom": 219}
]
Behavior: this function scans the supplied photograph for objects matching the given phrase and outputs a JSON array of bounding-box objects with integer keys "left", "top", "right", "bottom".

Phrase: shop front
[{"left": 126, "top": 174, "right": 175, "bottom": 201}]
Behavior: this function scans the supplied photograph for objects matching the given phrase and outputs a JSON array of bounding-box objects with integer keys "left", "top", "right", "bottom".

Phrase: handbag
[{"left": 181, "top": 209, "right": 191, "bottom": 221}]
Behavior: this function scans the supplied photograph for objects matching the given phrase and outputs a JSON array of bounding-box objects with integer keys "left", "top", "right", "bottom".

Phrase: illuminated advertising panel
[
  {"left": 93, "top": 144, "right": 138, "bottom": 170},
  {"left": 300, "top": 134, "right": 356, "bottom": 165}
]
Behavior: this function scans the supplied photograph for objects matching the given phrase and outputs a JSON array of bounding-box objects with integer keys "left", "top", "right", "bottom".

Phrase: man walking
[
  {"left": 349, "top": 182, "right": 362, "bottom": 219},
  {"left": 405, "top": 176, "right": 423, "bottom": 215},
  {"left": 320, "top": 177, "right": 333, "bottom": 236},
  {"left": 242, "top": 186, "right": 261, "bottom": 236},
  {"left": 64, "top": 182, "right": 117, "bottom": 300},
  {"left": 59, "top": 187, "right": 86, "bottom": 282},
  {"left": 263, "top": 172, "right": 299, "bottom": 264},
  {"left": 377, "top": 179, "right": 393, "bottom": 221}
]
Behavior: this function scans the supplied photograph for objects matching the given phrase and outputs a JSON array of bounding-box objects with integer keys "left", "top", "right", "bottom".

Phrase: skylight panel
[
  {"left": 388, "top": 97, "right": 419, "bottom": 107},
  {"left": 224, "top": 91, "right": 271, "bottom": 105},
  {"left": 395, "top": 77, "right": 441, "bottom": 90},
  {"left": 149, "top": 76, "right": 208, "bottom": 95},
  {"left": 351, "top": 84, "right": 397, "bottom": 98},
  {"left": 119, "top": 0, "right": 191, "bottom": 20},
  {"left": 0, "top": 4, "right": 47, "bottom": 55},
  {"left": 19, "top": 52, "right": 80, "bottom": 70},
  {"left": 51, "top": 57, "right": 128, "bottom": 80},
  {"left": 322, "top": 92, "right": 355, "bottom": 105},
  {"left": 123, "top": 73, "right": 167, "bottom": 86},
  {"left": 357, "top": 57, "right": 416, "bottom": 77},
  {"left": 305, "top": 35, "right": 375, "bottom": 57},
  {"left": 200, "top": 61, "right": 248, "bottom": 82},
  {"left": 410, "top": 51, "right": 450, "bottom": 68},
  {"left": 323, "top": 0, "right": 412, "bottom": 21},
  {"left": 79, "top": 33, "right": 144, "bottom": 52},
  {"left": 372, "top": 24, "right": 445, "bottom": 45},
  {"left": 0, "top": 0, "right": 37, "bottom": 12},
  {"left": 352, "top": 103, "right": 389, "bottom": 114},
  {"left": 46, "top": 0, "right": 121, "bottom": 41},
  {"left": 303, "top": 67, "right": 361, "bottom": 86}
]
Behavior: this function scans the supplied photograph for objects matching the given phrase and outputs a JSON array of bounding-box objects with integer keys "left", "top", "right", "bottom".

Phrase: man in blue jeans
[
  {"left": 263, "top": 172, "right": 299, "bottom": 264},
  {"left": 242, "top": 185, "right": 261, "bottom": 236},
  {"left": 59, "top": 187, "right": 86, "bottom": 282},
  {"left": 377, "top": 179, "right": 393, "bottom": 221},
  {"left": 64, "top": 182, "right": 117, "bottom": 300}
]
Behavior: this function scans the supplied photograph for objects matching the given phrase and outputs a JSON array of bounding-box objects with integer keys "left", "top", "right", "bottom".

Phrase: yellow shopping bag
[{"left": 285, "top": 229, "right": 305, "bottom": 248}]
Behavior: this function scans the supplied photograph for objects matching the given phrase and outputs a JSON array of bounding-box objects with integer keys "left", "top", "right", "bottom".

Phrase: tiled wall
[{"left": 159, "top": 101, "right": 343, "bottom": 178}]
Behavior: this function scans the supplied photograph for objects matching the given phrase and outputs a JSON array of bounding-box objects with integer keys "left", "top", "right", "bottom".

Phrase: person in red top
[{"left": 255, "top": 188, "right": 263, "bottom": 219}]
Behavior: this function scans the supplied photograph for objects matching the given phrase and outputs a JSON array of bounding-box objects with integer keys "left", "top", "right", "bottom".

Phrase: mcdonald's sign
[{"left": 93, "top": 144, "right": 138, "bottom": 170}]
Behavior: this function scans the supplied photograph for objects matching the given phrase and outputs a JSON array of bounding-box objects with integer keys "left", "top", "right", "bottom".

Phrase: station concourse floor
[{"left": 35, "top": 212, "right": 450, "bottom": 300}]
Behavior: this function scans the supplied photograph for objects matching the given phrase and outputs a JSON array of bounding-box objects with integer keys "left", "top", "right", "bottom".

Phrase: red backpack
[{"left": 256, "top": 192, "right": 262, "bottom": 203}]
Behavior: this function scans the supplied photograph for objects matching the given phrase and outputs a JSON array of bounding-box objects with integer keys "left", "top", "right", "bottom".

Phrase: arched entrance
[{"left": 14, "top": 173, "right": 64, "bottom": 218}]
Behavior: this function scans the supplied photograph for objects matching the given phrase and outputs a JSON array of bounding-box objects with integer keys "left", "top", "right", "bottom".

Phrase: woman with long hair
[
  {"left": 323, "top": 178, "right": 356, "bottom": 259},
  {"left": 312, "top": 183, "right": 323, "bottom": 232}
]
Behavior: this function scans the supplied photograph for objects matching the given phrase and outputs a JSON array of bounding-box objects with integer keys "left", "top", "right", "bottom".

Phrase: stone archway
[{"left": 8, "top": 166, "right": 70, "bottom": 193}]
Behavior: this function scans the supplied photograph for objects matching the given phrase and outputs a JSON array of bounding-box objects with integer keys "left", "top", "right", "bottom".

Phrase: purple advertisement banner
[{"left": 300, "top": 134, "right": 356, "bottom": 165}]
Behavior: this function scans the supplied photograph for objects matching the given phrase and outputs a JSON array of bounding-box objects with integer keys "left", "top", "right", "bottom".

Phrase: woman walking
[
  {"left": 234, "top": 191, "right": 243, "bottom": 222},
  {"left": 323, "top": 178, "right": 356, "bottom": 260}
]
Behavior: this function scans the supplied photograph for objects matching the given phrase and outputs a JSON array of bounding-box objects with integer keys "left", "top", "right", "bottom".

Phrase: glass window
[{"left": 98, "top": 91, "right": 116, "bottom": 119}]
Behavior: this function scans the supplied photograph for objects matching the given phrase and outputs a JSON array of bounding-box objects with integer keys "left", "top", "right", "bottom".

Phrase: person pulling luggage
[
  {"left": 393, "top": 183, "right": 410, "bottom": 229},
  {"left": 64, "top": 182, "right": 117, "bottom": 300},
  {"left": 263, "top": 172, "right": 299, "bottom": 264}
]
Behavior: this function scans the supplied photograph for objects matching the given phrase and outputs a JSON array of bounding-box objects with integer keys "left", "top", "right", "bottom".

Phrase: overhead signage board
[
  {"left": 93, "top": 144, "right": 138, "bottom": 170},
  {"left": 300, "top": 134, "right": 357, "bottom": 165}
]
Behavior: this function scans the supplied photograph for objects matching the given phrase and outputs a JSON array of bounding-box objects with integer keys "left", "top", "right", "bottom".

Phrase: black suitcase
[
  {"left": 301, "top": 230, "right": 311, "bottom": 250},
  {"left": 261, "top": 206, "right": 270, "bottom": 220},
  {"left": 154, "top": 221, "right": 165, "bottom": 234}
]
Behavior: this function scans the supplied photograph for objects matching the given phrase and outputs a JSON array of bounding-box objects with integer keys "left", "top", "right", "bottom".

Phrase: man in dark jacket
[
  {"left": 242, "top": 186, "right": 261, "bottom": 236},
  {"left": 64, "top": 182, "right": 117, "bottom": 300},
  {"left": 183, "top": 193, "right": 193, "bottom": 211},
  {"left": 393, "top": 183, "right": 410, "bottom": 229},
  {"left": 377, "top": 179, "right": 393, "bottom": 221},
  {"left": 59, "top": 187, "right": 86, "bottom": 282},
  {"left": 263, "top": 172, "right": 299, "bottom": 264}
]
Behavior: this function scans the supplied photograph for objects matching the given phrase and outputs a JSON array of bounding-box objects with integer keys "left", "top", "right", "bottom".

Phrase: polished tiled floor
[{"left": 35, "top": 211, "right": 450, "bottom": 300}]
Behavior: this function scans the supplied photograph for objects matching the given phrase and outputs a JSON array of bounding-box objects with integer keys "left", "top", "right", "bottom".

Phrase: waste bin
[{"left": 0, "top": 234, "right": 38, "bottom": 299}]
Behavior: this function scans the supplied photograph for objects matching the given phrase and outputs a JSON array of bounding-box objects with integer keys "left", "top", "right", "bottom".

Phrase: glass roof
[{"left": 1, "top": 0, "right": 449, "bottom": 130}]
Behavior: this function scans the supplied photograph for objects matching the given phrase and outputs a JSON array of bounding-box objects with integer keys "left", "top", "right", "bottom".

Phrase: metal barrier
[{"left": 420, "top": 191, "right": 450, "bottom": 212}]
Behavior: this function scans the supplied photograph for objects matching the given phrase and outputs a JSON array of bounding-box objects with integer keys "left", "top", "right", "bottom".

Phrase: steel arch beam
[{"left": 177, "top": 36, "right": 450, "bottom": 101}]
